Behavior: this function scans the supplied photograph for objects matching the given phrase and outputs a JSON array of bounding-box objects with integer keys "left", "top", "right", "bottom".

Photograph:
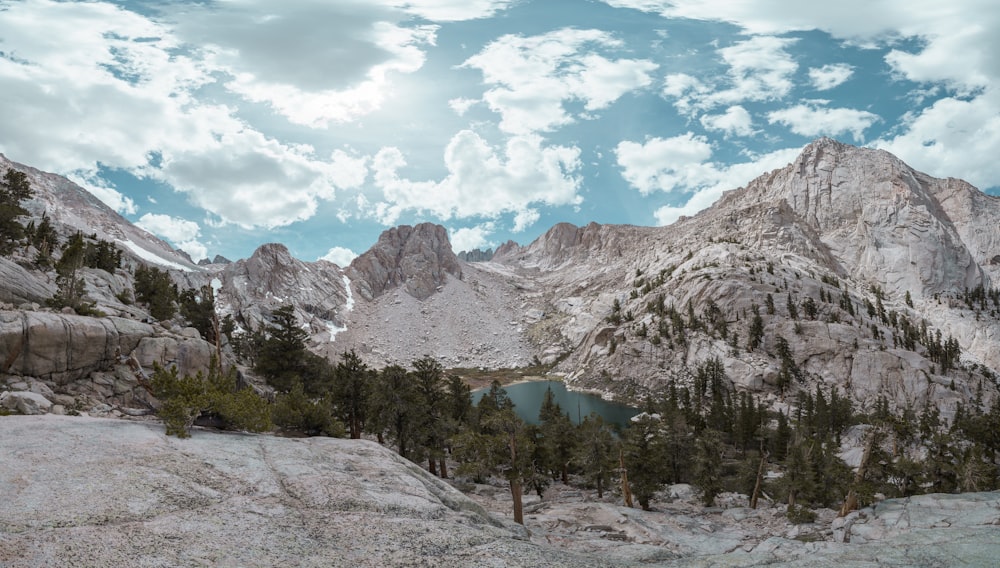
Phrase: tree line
[{"left": 155, "top": 306, "right": 1000, "bottom": 526}]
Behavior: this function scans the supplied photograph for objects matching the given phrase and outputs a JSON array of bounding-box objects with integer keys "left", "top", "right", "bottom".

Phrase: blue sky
[{"left": 1, "top": 0, "right": 998, "bottom": 264}]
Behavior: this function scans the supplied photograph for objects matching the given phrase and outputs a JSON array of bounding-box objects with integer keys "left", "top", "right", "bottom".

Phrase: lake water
[{"left": 471, "top": 380, "right": 640, "bottom": 429}]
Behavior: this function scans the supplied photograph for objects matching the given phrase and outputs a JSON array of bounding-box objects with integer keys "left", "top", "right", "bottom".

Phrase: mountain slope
[{"left": 1, "top": 139, "right": 998, "bottom": 420}]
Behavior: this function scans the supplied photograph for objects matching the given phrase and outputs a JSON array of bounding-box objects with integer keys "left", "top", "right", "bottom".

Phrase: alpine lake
[{"left": 471, "top": 380, "right": 640, "bottom": 430}]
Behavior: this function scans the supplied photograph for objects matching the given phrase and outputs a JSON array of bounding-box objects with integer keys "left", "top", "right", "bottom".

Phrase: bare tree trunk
[
  {"left": 561, "top": 464, "right": 568, "bottom": 485},
  {"left": 620, "top": 448, "right": 634, "bottom": 509},
  {"left": 510, "top": 480, "right": 524, "bottom": 525},
  {"left": 438, "top": 456, "right": 448, "bottom": 479},
  {"left": 428, "top": 456, "right": 438, "bottom": 476},
  {"left": 840, "top": 430, "right": 876, "bottom": 517},
  {"left": 750, "top": 451, "right": 768, "bottom": 509}
]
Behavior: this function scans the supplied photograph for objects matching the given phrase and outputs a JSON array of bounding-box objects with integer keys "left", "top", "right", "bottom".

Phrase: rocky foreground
[{"left": 2, "top": 416, "right": 999, "bottom": 567}]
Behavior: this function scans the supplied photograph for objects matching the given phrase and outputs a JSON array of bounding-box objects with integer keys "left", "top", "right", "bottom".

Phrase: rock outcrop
[
  {"left": 0, "top": 310, "right": 215, "bottom": 410},
  {"left": 349, "top": 223, "right": 462, "bottom": 301},
  {"left": 0, "top": 416, "right": 605, "bottom": 568},
  {"left": 214, "top": 243, "right": 351, "bottom": 338},
  {"left": 0, "top": 257, "right": 55, "bottom": 305},
  {"left": 2, "top": 415, "right": 998, "bottom": 567}
]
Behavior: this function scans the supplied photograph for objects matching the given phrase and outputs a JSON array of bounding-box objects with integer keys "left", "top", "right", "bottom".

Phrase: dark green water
[{"left": 471, "top": 380, "right": 640, "bottom": 429}]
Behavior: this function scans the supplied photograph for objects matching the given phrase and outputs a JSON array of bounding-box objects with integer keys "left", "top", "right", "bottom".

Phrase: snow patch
[
  {"left": 210, "top": 278, "right": 222, "bottom": 297},
  {"left": 327, "top": 321, "right": 347, "bottom": 341},
  {"left": 342, "top": 275, "right": 355, "bottom": 312},
  {"left": 117, "top": 239, "right": 192, "bottom": 272}
]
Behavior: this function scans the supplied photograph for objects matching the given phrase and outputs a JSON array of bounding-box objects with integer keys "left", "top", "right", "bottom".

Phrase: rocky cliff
[{"left": 348, "top": 223, "right": 462, "bottom": 301}]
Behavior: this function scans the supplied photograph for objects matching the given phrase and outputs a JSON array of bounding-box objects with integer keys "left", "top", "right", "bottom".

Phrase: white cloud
[
  {"left": 612, "top": 130, "right": 800, "bottom": 224},
  {"left": 448, "top": 97, "right": 479, "bottom": 116},
  {"left": 663, "top": 36, "right": 798, "bottom": 113},
  {"left": 767, "top": 103, "right": 880, "bottom": 142},
  {"left": 700, "top": 105, "right": 754, "bottom": 137},
  {"left": 136, "top": 213, "right": 208, "bottom": 262},
  {"left": 0, "top": 0, "right": 369, "bottom": 231},
  {"left": 371, "top": 130, "right": 582, "bottom": 228},
  {"left": 319, "top": 246, "right": 358, "bottom": 267},
  {"left": 67, "top": 173, "right": 138, "bottom": 215},
  {"left": 461, "top": 28, "right": 658, "bottom": 134},
  {"left": 809, "top": 63, "right": 854, "bottom": 90},
  {"left": 877, "top": 90, "right": 1000, "bottom": 190},
  {"left": 608, "top": 0, "right": 1000, "bottom": 192},
  {"left": 386, "top": 0, "right": 515, "bottom": 21},
  {"left": 651, "top": 147, "right": 801, "bottom": 225},
  {"left": 614, "top": 133, "right": 715, "bottom": 195},
  {"left": 449, "top": 223, "right": 496, "bottom": 253}
]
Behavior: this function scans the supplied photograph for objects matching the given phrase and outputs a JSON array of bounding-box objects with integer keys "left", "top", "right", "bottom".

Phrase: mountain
[
  {"left": 2, "top": 139, "right": 999, "bottom": 421},
  {"left": 0, "top": 153, "right": 200, "bottom": 273}
]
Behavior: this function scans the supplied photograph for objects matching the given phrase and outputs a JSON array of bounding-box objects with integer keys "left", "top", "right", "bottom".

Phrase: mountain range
[{"left": 2, "top": 137, "right": 999, "bottom": 421}]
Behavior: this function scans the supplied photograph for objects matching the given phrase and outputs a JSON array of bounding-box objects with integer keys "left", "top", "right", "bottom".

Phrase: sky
[{"left": 0, "top": 0, "right": 998, "bottom": 265}]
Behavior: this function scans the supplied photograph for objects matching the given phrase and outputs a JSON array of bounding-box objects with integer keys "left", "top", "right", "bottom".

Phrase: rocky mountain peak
[
  {"left": 703, "top": 138, "right": 995, "bottom": 299},
  {"left": 348, "top": 223, "right": 461, "bottom": 301}
]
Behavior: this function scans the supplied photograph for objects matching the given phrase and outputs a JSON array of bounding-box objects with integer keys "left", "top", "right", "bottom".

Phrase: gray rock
[
  {"left": 0, "top": 416, "right": 612, "bottom": 568},
  {"left": 0, "top": 391, "right": 53, "bottom": 414}
]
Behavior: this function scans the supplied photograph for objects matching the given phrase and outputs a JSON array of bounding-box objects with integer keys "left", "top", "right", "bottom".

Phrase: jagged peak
[{"left": 348, "top": 222, "right": 461, "bottom": 301}]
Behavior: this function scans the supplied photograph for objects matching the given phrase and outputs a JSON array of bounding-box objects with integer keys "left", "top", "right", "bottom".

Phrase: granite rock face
[
  {"left": 0, "top": 416, "right": 608, "bottom": 568},
  {"left": 213, "top": 242, "right": 352, "bottom": 338},
  {"left": 2, "top": 416, "right": 998, "bottom": 567},
  {"left": 349, "top": 223, "right": 462, "bottom": 301}
]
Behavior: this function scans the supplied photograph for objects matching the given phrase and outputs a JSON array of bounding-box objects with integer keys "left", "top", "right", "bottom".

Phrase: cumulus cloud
[
  {"left": 651, "top": 147, "right": 801, "bottom": 225},
  {"left": 809, "top": 63, "right": 854, "bottom": 90},
  {"left": 461, "top": 28, "right": 658, "bottom": 134},
  {"left": 877, "top": 91, "right": 1000, "bottom": 191},
  {"left": 614, "top": 133, "right": 715, "bottom": 195},
  {"left": 386, "top": 0, "right": 516, "bottom": 21},
  {"left": 0, "top": 0, "right": 369, "bottom": 231},
  {"left": 370, "top": 130, "right": 582, "bottom": 229},
  {"left": 767, "top": 102, "right": 880, "bottom": 142},
  {"left": 607, "top": 0, "right": 1000, "bottom": 190},
  {"left": 663, "top": 36, "right": 798, "bottom": 113},
  {"left": 700, "top": 106, "right": 755, "bottom": 137},
  {"left": 613, "top": 132, "right": 799, "bottom": 224},
  {"left": 449, "top": 223, "right": 496, "bottom": 253},
  {"left": 319, "top": 246, "right": 359, "bottom": 267},
  {"left": 136, "top": 213, "right": 208, "bottom": 262},
  {"left": 67, "top": 174, "right": 138, "bottom": 215}
]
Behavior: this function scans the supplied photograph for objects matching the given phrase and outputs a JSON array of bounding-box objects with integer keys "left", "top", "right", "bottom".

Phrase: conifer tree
[
  {"left": 622, "top": 414, "right": 667, "bottom": 510},
  {"left": 537, "top": 387, "right": 579, "bottom": 484},
  {"left": 334, "top": 349, "right": 373, "bottom": 440},
  {"left": 575, "top": 413, "right": 615, "bottom": 498},
  {"left": 0, "top": 168, "right": 32, "bottom": 254}
]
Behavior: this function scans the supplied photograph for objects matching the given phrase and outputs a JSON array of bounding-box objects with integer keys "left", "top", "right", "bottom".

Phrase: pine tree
[
  {"left": 368, "top": 365, "right": 418, "bottom": 455},
  {"left": 411, "top": 355, "right": 447, "bottom": 475},
  {"left": 47, "top": 232, "right": 98, "bottom": 315},
  {"left": 693, "top": 429, "right": 724, "bottom": 506},
  {"left": 333, "top": 349, "right": 373, "bottom": 440},
  {"left": 151, "top": 358, "right": 272, "bottom": 438},
  {"left": 0, "top": 168, "right": 33, "bottom": 254},
  {"left": 575, "top": 413, "right": 615, "bottom": 498},
  {"left": 538, "top": 387, "right": 579, "bottom": 484},
  {"left": 747, "top": 306, "right": 764, "bottom": 351},
  {"left": 254, "top": 305, "right": 309, "bottom": 392},
  {"left": 622, "top": 414, "right": 667, "bottom": 510},
  {"left": 134, "top": 264, "right": 178, "bottom": 320}
]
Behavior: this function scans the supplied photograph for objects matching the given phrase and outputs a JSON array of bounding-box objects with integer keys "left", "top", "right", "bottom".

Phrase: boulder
[{"left": 0, "top": 391, "right": 53, "bottom": 414}]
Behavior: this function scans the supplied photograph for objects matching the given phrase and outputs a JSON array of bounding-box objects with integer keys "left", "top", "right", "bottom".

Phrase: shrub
[{"left": 150, "top": 359, "right": 271, "bottom": 438}]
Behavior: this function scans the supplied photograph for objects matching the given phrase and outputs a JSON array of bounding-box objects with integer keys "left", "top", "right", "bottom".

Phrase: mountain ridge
[{"left": 1, "top": 139, "right": 998, "bottom": 421}]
